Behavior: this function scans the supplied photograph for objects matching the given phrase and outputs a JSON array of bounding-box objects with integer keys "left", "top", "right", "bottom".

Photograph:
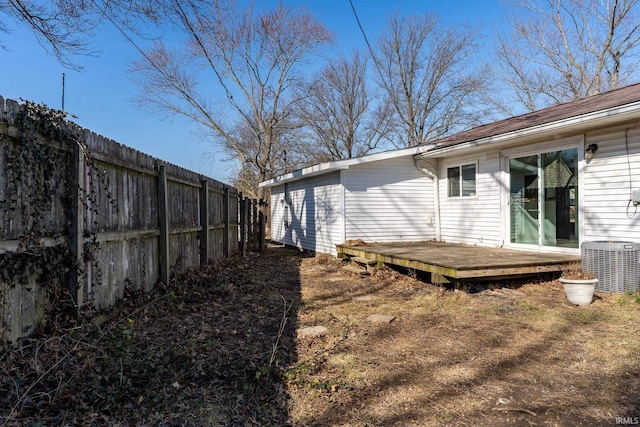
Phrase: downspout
[{"left": 414, "top": 157, "right": 441, "bottom": 241}]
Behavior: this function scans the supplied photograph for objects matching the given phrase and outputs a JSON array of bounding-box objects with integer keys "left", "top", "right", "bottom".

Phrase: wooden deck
[{"left": 336, "top": 241, "right": 581, "bottom": 284}]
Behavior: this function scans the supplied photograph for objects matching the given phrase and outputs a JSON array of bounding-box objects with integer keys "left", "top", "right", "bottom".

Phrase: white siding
[
  {"left": 269, "top": 172, "right": 343, "bottom": 255},
  {"left": 435, "top": 124, "right": 640, "bottom": 248},
  {"left": 270, "top": 185, "right": 286, "bottom": 243},
  {"left": 439, "top": 151, "right": 503, "bottom": 246},
  {"left": 343, "top": 157, "right": 436, "bottom": 242},
  {"left": 582, "top": 124, "right": 640, "bottom": 242},
  {"left": 268, "top": 119, "right": 640, "bottom": 256}
]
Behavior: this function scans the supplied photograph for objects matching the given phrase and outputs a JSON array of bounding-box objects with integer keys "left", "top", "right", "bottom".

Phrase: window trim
[{"left": 446, "top": 161, "right": 478, "bottom": 198}]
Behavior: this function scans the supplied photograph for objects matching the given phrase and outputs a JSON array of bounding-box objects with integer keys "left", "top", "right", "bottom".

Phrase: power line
[{"left": 348, "top": 0, "right": 387, "bottom": 88}]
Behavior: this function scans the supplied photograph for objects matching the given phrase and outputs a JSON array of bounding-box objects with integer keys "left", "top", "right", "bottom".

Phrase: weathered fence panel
[
  {"left": 209, "top": 184, "right": 226, "bottom": 261},
  {"left": 228, "top": 189, "right": 240, "bottom": 254},
  {"left": 167, "top": 176, "right": 200, "bottom": 274},
  {"left": 0, "top": 96, "right": 264, "bottom": 346}
]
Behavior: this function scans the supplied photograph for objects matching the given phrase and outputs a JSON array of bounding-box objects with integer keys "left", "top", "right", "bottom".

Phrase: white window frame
[{"left": 446, "top": 161, "right": 478, "bottom": 198}]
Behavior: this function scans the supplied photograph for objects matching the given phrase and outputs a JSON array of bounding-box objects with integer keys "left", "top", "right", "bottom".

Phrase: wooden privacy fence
[{"left": 0, "top": 97, "right": 265, "bottom": 345}]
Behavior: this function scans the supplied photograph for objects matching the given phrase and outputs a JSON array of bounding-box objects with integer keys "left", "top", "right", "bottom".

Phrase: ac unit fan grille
[{"left": 582, "top": 241, "right": 640, "bottom": 293}]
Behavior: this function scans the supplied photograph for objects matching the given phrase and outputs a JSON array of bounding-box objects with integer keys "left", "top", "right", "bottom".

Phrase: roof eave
[
  {"left": 417, "top": 101, "right": 640, "bottom": 158},
  {"left": 259, "top": 164, "right": 350, "bottom": 188},
  {"left": 259, "top": 144, "right": 431, "bottom": 188}
]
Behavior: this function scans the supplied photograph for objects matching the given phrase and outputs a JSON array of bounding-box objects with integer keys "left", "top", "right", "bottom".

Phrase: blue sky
[{"left": 0, "top": 0, "right": 504, "bottom": 183}]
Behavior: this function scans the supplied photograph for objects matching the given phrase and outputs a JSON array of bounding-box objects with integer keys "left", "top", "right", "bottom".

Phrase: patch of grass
[
  {"left": 616, "top": 291, "right": 640, "bottom": 306},
  {"left": 327, "top": 353, "right": 368, "bottom": 384},
  {"left": 285, "top": 359, "right": 348, "bottom": 392},
  {"left": 437, "top": 409, "right": 454, "bottom": 424},
  {"left": 563, "top": 308, "right": 608, "bottom": 324},
  {"left": 516, "top": 300, "right": 540, "bottom": 311},
  {"left": 285, "top": 360, "right": 317, "bottom": 382}
]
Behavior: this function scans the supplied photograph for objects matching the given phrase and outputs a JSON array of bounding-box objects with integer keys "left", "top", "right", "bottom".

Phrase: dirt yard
[{"left": 1, "top": 245, "right": 639, "bottom": 426}]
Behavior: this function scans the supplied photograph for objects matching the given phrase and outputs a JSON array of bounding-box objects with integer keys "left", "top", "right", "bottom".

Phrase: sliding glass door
[{"left": 509, "top": 148, "right": 578, "bottom": 249}]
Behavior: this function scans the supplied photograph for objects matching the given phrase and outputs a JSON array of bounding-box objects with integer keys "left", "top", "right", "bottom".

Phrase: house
[
  {"left": 260, "top": 147, "right": 438, "bottom": 255},
  {"left": 260, "top": 83, "right": 640, "bottom": 256}
]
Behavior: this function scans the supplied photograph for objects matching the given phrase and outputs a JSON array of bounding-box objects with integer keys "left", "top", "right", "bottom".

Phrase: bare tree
[
  {"left": 496, "top": 0, "right": 640, "bottom": 113},
  {"left": 298, "top": 50, "right": 393, "bottom": 162},
  {"left": 0, "top": 0, "right": 94, "bottom": 67},
  {"left": 0, "top": 0, "right": 166, "bottom": 69},
  {"left": 130, "top": 0, "right": 333, "bottom": 199},
  {"left": 223, "top": 114, "right": 299, "bottom": 199},
  {"left": 374, "top": 12, "right": 487, "bottom": 147}
]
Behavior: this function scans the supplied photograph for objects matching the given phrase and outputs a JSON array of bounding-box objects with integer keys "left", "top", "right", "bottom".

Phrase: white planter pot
[{"left": 559, "top": 278, "right": 598, "bottom": 306}]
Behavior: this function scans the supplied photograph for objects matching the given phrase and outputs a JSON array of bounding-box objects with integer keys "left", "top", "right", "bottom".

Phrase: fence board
[
  {"left": 200, "top": 179, "right": 210, "bottom": 264},
  {"left": 69, "top": 142, "right": 84, "bottom": 306},
  {"left": 1, "top": 276, "right": 45, "bottom": 343},
  {"left": 169, "top": 231, "right": 200, "bottom": 274},
  {"left": 158, "top": 165, "right": 170, "bottom": 286}
]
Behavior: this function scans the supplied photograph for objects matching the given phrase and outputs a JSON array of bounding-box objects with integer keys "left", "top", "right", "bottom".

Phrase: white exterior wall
[
  {"left": 343, "top": 157, "right": 436, "bottom": 242},
  {"left": 270, "top": 185, "right": 286, "bottom": 243},
  {"left": 268, "top": 118, "right": 640, "bottom": 256},
  {"left": 269, "top": 172, "right": 343, "bottom": 255},
  {"left": 436, "top": 123, "right": 640, "bottom": 248},
  {"left": 438, "top": 151, "right": 503, "bottom": 246},
  {"left": 582, "top": 124, "right": 640, "bottom": 242}
]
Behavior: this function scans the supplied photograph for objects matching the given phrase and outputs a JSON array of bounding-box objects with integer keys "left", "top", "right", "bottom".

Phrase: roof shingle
[{"left": 424, "top": 82, "right": 640, "bottom": 149}]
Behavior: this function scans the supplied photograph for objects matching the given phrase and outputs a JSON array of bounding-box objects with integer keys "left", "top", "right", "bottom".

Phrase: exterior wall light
[{"left": 585, "top": 143, "right": 598, "bottom": 161}]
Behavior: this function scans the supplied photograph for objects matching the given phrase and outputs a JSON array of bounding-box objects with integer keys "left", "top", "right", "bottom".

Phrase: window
[{"left": 447, "top": 163, "right": 476, "bottom": 197}]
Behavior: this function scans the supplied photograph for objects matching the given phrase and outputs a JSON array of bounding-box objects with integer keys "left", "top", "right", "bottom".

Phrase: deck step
[
  {"left": 349, "top": 256, "right": 378, "bottom": 266},
  {"left": 342, "top": 265, "right": 370, "bottom": 276}
]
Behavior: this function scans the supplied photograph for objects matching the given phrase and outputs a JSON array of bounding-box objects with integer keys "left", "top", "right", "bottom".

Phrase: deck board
[{"left": 336, "top": 241, "right": 581, "bottom": 282}]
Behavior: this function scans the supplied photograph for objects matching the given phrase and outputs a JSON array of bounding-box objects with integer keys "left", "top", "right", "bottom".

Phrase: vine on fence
[
  {"left": 0, "top": 102, "right": 77, "bottom": 345},
  {"left": 0, "top": 101, "right": 116, "bottom": 346}
]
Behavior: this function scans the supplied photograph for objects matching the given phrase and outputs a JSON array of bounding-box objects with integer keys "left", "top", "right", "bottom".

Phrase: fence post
[
  {"left": 259, "top": 198, "right": 266, "bottom": 252},
  {"left": 238, "top": 192, "right": 244, "bottom": 256},
  {"left": 158, "top": 165, "right": 170, "bottom": 285},
  {"left": 242, "top": 197, "right": 251, "bottom": 256},
  {"left": 246, "top": 198, "right": 252, "bottom": 252},
  {"left": 68, "top": 142, "right": 85, "bottom": 308},
  {"left": 245, "top": 198, "right": 251, "bottom": 251},
  {"left": 223, "top": 187, "right": 230, "bottom": 258},
  {"left": 200, "top": 179, "right": 209, "bottom": 265},
  {"left": 252, "top": 199, "right": 258, "bottom": 250}
]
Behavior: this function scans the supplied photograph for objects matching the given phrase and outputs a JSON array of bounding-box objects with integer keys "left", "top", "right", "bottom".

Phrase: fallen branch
[
  {"left": 269, "top": 295, "right": 293, "bottom": 369},
  {"left": 492, "top": 406, "right": 537, "bottom": 416}
]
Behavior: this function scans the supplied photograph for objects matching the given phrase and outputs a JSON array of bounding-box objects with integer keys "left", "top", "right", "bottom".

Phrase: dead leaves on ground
[{"left": 1, "top": 251, "right": 303, "bottom": 426}]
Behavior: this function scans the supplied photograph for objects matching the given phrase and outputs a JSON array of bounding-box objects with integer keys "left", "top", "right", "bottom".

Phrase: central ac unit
[{"left": 581, "top": 241, "right": 640, "bottom": 293}]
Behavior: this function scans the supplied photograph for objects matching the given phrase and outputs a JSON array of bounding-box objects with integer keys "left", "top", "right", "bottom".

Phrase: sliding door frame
[{"left": 500, "top": 135, "right": 584, "bottom": 254}]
